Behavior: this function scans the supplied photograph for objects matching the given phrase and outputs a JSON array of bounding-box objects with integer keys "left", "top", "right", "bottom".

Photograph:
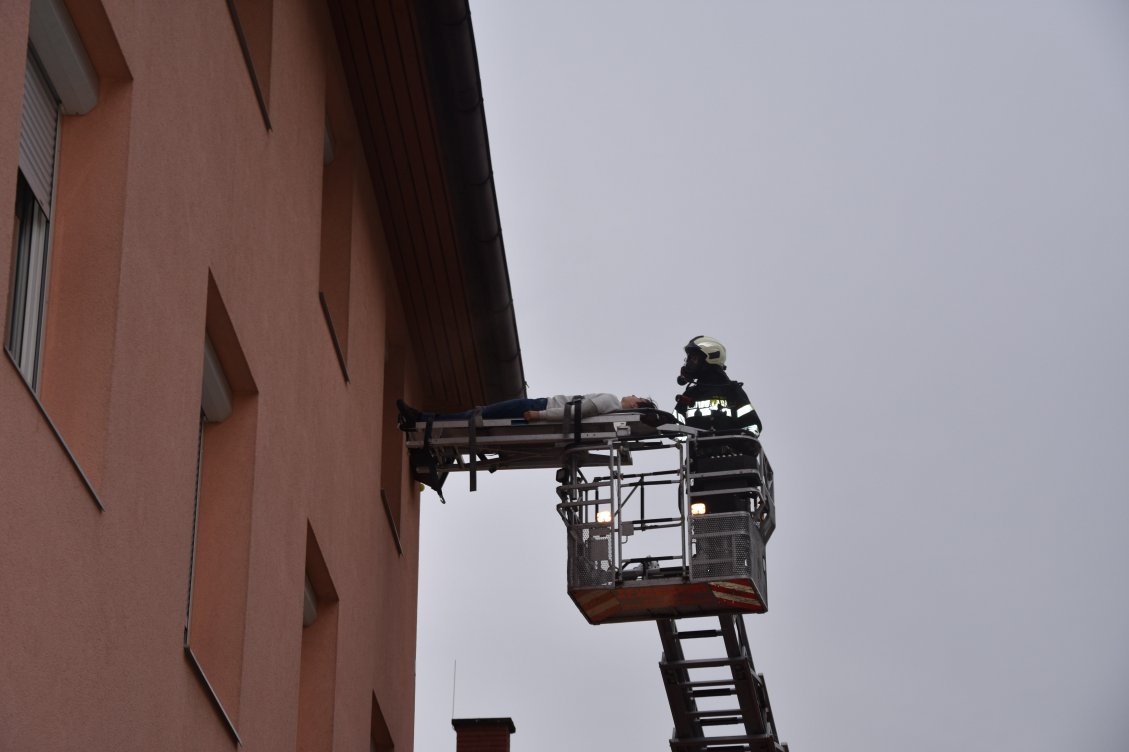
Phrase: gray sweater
[{"left": 538, "top": 393, "right": 621, "bottom": 421}]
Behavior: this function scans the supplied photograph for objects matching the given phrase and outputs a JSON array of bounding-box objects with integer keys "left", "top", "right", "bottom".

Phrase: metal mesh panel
[
  {"left": 750, "top": 529, "right": 767, "bottom": 604},
  {"left": 689, "top": 512, "right": 756, "bottom": 583},
  {"left": 567, "top": 524, "right": 615, "bottom": 588}
]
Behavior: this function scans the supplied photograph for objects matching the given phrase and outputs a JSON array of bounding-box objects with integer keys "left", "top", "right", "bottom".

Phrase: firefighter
[{"left": 674, "top": 336, "right": 761, "bottom": 435}]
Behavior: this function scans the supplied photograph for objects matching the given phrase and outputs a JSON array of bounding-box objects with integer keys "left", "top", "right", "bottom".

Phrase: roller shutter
[{"left": 19, "top": 50, "right": 59, "bottom": 214}]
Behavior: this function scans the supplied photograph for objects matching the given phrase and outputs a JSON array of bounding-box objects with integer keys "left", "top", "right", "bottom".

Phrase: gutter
[{"left": 413, "top": 0, "right": 527, "bottom": 402}]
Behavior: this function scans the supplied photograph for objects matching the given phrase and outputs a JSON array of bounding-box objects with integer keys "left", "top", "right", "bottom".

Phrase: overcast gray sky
[{"left": 414, "top": 2, "right": 1129, "bottom": 750}]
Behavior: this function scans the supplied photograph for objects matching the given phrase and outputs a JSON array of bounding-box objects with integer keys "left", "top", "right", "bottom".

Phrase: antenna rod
[{"left": 451, "top": 660, "right": 457, "bottom": 719}]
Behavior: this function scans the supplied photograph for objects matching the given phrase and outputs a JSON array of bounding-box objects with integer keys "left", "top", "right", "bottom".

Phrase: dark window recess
[{"left": 225, "top": 0, "right": 273, "bottom": 129}]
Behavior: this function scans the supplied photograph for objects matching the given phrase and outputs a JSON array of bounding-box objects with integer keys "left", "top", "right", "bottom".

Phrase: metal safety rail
[
  {"left": 658, "top": 615, "right": 789, "bottom": 752},
  {"left": 556, "top": 430, "right": 775, "bottom": 624}
]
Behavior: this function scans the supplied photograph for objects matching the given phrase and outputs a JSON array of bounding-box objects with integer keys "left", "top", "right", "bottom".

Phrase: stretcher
[{"left": 401, "top": 407, "right": 687, "bottom": 496}]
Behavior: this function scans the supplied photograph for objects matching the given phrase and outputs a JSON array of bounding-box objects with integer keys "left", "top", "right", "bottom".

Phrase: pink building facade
[{"left": 0, "top": 1, "right": 522, "bottom": 749}]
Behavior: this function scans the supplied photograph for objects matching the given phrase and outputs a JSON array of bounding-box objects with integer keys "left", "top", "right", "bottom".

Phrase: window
[
  {"left": 184, "top": 277, "right": 258, "bottom": 744},
  {"left": 4, "top": 0, "right": 128, "bottom": 505},
  {"left": 226, "top": 0, "right": 274, "bottom": 128},
  {"left": 297, "top": 524, "right": 339, "bottom": 752},
  {"left": 319, "top": 67, "right": 356, "bottom": 381},
  {"left": 6, "top": 0, "right": 101, "bottom": 390},
  {"left": 380, "top": 344, "right": 406, "bottom": 551},
  {"left": 6, "top": 51, "right": 59, "bottom": 391},
  {"left": 370, "top": 693, "right": 393, "bottom": 752}
]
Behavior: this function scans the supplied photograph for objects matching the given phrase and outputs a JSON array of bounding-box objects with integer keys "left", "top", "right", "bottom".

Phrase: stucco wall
[{"left": 0, "top": 1, "right": 426, "bottom": 749}]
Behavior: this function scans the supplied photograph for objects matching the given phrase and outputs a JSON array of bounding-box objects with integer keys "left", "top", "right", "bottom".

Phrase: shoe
[{"left": 396, "top": 399, "right": 423, "bottom": 429}]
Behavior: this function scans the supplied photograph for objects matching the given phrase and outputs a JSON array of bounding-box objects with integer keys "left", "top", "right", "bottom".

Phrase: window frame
[
  {"left": 6, "top": 50, "right": 61, "bottom": 392},
  {"left": 182, "top": 332, "right": 248, "bottom": 746}
]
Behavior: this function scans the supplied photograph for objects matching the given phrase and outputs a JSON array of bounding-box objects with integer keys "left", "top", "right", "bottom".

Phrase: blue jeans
[{"left": 432, "top": 397, "right": 548, "bottom": 421}]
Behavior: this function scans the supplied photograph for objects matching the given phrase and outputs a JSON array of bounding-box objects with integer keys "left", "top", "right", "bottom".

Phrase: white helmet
[{"left": 685, "top": 335, "right": 726, "bottom": 368}]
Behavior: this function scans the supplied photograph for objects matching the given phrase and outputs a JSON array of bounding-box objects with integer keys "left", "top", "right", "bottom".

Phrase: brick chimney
[{"left": 452, "top": 718, "right": 516, "bottom": 752}]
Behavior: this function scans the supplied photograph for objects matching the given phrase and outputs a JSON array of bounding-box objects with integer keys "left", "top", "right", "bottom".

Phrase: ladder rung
[
  {"left": 669, "top": 733, "right": 775, "bottom": 748},
  {"left": 680, "top": 679, "right": 737, "bottom": 689},
  {"left": 676, "top": 629, "right": 724, "bottom": 640},
  {"left": 692, "top": 688, "right": 737, "bottom": 698},
  {"left": 691, "top": 709, "right": 742, "bottom": 719},
  {"left": 700, "top": 717, "right": 746, "bottom": 727},
  {"left": 664, "top": 657, "right": 743, "bottom": 670}
]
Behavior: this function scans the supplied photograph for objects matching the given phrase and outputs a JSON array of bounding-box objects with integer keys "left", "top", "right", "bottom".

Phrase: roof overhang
[{"left": 327, "top": 0, "right": 525, "bottom": 410}]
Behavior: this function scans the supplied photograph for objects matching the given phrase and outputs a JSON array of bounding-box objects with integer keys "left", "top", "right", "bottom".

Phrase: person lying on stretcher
[{"left": 396, "top": 393, "right": 655, "bottom": 427}]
